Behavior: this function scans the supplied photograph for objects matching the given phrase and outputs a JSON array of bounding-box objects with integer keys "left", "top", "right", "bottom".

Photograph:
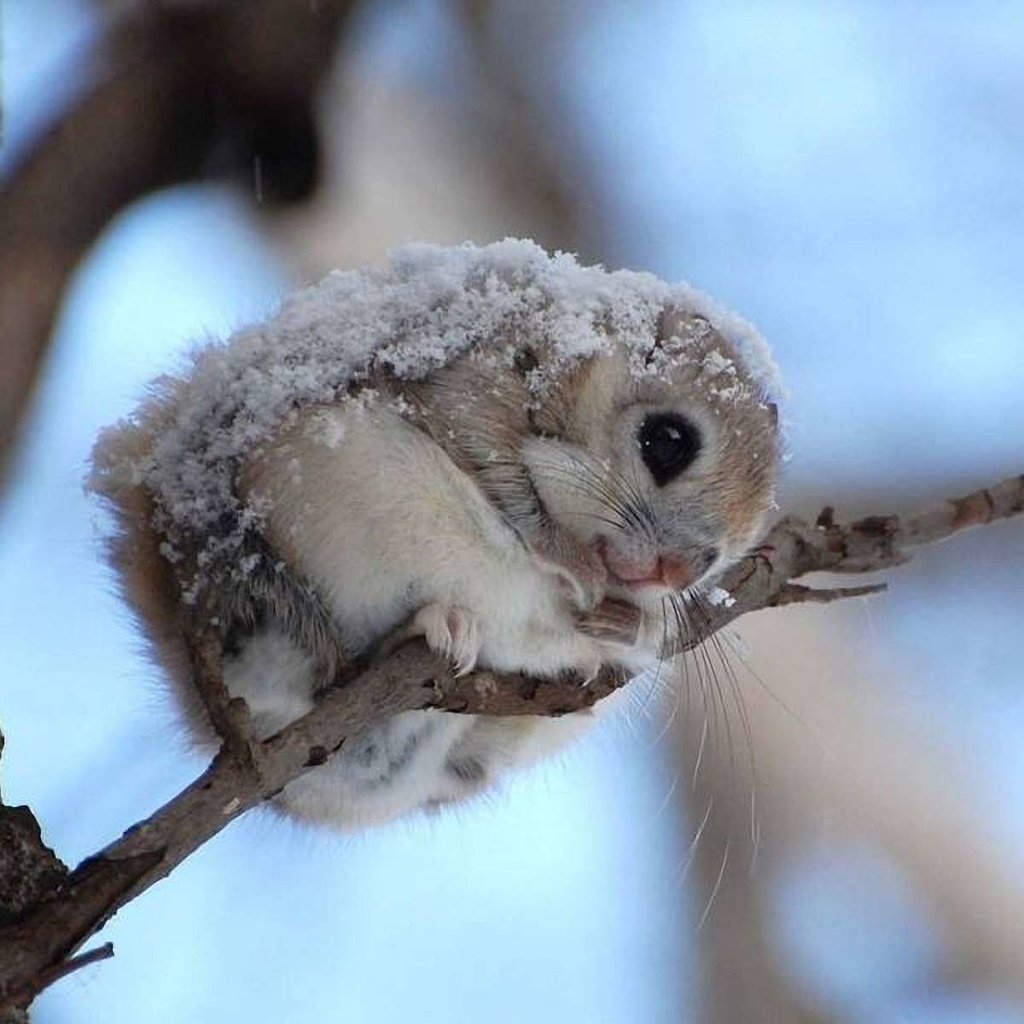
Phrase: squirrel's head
[{"left": 522, "top": 309, "right": 781, "bottom": 608}]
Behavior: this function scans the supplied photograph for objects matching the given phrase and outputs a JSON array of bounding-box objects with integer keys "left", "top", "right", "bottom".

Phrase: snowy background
[{"left": 2, "top": 2, "right": 1023, "bottom": 1022}]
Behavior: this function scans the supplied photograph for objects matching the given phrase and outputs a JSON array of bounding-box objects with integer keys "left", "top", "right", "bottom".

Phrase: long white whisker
[{"left": 696, "top": 840, "right": 730, "bottom": 932}]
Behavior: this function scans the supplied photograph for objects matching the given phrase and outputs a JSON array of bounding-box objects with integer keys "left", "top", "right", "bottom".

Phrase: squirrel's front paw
[
  {"left": 576, "top": 598, "right": 642, "bottom": 647},
  {"left": 411, "top": 603, "right": 481, "bottom": 677},
  {"left": 531, "top": 530, "right": 608, "bottom": 612}
]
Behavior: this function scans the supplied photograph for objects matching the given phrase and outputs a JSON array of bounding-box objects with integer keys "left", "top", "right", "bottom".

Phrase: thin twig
[
  {"left": 768, "top": 581, "right": 888, "bottom": 607},
  {"left": 182, "top": 601, "right": 260, "bottom": 766},
  {"left": 1, "top": 943, "right": 114, "bottom": 1014}
]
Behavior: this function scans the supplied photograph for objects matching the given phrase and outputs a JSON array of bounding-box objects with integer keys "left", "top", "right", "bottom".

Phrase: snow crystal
[
  {"left": 90, "top": 239, "right": 780, "bottom": 575},
  {"left": 670, "top": 281, "right": 781, "bottom": 396},
  {"left": 305, "top": 409, "right": 348, "bottom": 450},
  {"left": 702, "top": 349, "right": 736, "bottom": 378},
  {"left": 705, "top": 586, "right": 737, "bottom": 609}
]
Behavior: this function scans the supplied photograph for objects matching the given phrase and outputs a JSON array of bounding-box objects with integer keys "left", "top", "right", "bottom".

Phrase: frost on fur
[{"left": 89, "top": 238, "right": 780, "bottom": 593}]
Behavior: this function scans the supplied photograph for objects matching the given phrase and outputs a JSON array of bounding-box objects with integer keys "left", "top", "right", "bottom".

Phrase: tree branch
[
  {"left": 1, "top": 472, "right": 1021, "bottom": 1010},
  {"left": 0, "top": 730, "right": 68, "bottom": 930},
  {"left": 768, "top": 581, "right": 888, "bottom": 607}
]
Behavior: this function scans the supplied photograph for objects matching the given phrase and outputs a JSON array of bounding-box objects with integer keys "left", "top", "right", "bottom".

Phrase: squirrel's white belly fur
[{"left": 226, "top": 402, "right": 621, "bottom": 829}]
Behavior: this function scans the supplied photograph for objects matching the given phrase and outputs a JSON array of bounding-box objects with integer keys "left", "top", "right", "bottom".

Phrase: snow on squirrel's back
[{"left": 90, "top": 238, "right": 780, "bottom": 574}]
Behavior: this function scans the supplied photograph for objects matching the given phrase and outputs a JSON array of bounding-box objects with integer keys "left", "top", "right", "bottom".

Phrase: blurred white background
[{"left": 2, "top": 2, "right": 1023, "bottom": 1021}]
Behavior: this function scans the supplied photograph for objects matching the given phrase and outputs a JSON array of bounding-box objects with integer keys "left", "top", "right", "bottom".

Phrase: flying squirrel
[{"left": 90, "top": 240, "right": 781, "bottom": 830}]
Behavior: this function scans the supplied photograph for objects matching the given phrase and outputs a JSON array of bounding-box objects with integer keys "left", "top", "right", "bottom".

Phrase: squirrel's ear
[{"left": 767, "top": 402, "right": 779, "bottom": 429}]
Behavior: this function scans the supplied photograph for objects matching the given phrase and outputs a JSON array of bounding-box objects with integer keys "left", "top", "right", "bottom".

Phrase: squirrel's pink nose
[
  {"left": 599, "top": 540, "right": 696, "bottom": 590},
  {"left": 661, "top": 546, "right": 719, "bottom": 588},
  {"left": 656, "top": 554, "right": 695, "bottom": 590},
  {"left": 596, "top": 538, "right": 718, "bottom": 591}
]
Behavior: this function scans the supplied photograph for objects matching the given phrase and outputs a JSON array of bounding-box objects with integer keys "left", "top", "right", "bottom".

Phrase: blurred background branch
[{"left": 0, "top": 0, "right": 357, "bottom": 493}]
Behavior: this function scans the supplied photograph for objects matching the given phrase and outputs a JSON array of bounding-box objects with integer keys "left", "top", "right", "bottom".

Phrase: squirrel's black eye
[{"left": 637, "top": 413, "right": 702, "bottom": 486}]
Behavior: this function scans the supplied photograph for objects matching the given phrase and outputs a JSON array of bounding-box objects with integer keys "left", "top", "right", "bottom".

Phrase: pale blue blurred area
[
  {"left": 4, "top": 2, "right": 1024, "bottom": 1023},
  {"left": 567, "top": 0, "right": 1024, "bottom": 495},
  {"left": 772, "top": 844, "right": 949, "bottom": 1017},
  {"left": 0, "top": 0, "right": 98, "bottom": 174},
  {"left": 772, "top": 844, "right": 1024, "bottom": 1024}
]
